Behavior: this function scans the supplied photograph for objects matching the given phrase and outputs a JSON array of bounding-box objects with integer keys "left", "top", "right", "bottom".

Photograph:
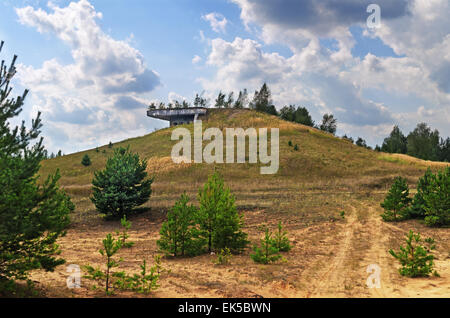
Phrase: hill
[{"left": 34, "top": 109, "right": 449, "bottom": 298}]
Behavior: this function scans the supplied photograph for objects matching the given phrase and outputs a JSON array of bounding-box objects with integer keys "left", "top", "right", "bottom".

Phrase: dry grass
[{"left": 28, "top": 109, "right": 450, "bottom": 298}]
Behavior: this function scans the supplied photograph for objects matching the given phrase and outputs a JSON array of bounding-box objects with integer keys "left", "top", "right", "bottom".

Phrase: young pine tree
[
  {"left": 157, "top": 194, "right": 204, "bottom": 257},
  {"left": 99, "top": 233, "right": 123, "bottom": 294},
  {"left": 116, "top": 215, "right": 134, "bottom": 248},
  {"left": 273, "top": 222, "right": 291, "bottom": 252},
  {"left": 0, "top": 41, "right": 74, "bottom": 291},
  {"left": 423, "top": 167, "right": 449, "bottom": 227},
  {"left": 91, "top": 146, "right": 153, "bottom": 218},
  {"left": 380, "top": 177, "right": 411, "bottom": 221},
  {"left": 389, "top": 230, "right": 437, "bottom": 277},
  {"left": 81, "top": 154, "right": 91, "bottom": 166},
  {"left": 197, "top": 171, "right": 249, "bottom": 253},
  {"left": 409, "top": 168, "right": 434, "bottom": 219},
  {"left": 250, "top": 227, "right": 282, "bottom": 264}
]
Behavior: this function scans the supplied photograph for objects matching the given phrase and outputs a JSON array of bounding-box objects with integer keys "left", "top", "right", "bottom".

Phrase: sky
[{"left": 1, "top": 0, "right": 449, "bottom": 154}]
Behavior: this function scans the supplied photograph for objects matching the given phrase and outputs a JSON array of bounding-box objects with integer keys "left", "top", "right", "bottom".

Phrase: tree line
[
  {"left": 150, "top": 82, "right": 449, "bottom": 162},
  {"left": 377, "top": 124, "right": 450, "bottom": 162}
]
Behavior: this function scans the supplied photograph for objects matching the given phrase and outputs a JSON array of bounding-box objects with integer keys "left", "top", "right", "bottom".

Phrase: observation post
[{"left": 146, "top": 107, "right": 208, "bottom": 126}]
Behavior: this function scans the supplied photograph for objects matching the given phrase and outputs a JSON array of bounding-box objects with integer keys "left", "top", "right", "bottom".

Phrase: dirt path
[
  {"left": 305, "top": 208, "right": 360, "bottom": 297},
  {"left": 363, "top": 207, "right": 450, "bottom": 298},
  {"left": 304, "top": 205, "right": 450, "bottom": 298}
]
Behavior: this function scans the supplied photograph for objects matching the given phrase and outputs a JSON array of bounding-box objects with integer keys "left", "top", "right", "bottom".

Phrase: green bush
[
  {"left": 91, "top": 146, "right": 153, "bottom": 218},
  {"left": 380, "top": 176, "right": 411, "bottom": 221},
  {"left": 250, "top": 227, "right": 282, "bottom": 264},
  {"left": 81, "top": 154, "right": 91, "bottom": 166},
  {"left": 389, "top": 230, "right": 437, "bottom": 277},
  {"left": 157, "top": 193, "right": 205, "bottom": 257},
  {"left": 423, "top": 167, "right": 449, "bottom": 227},
  {"left": 197, "top": 171, "right": 249, "bottom": 253}
]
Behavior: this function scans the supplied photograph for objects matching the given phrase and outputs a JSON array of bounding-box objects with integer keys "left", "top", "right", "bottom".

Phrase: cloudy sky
[{"left": 1, "top": 0, "right": 449, "bottom": 154}]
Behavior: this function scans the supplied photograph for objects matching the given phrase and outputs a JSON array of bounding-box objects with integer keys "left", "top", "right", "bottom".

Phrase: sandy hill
[{"left": 34, "top": 108, "right": 449, "bottom": 298}]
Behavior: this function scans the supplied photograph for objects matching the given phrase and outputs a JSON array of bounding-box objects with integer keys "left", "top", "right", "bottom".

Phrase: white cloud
[
  {"left": 168, "top": 92, "right": 187, "bottom": 104},
  {"left": 15, "top": 0, "right": 160, "bottom": 153},
  {"left": 196, "top": 0, "right": 450, "bottom": 146},
  {"left": 202, "top": 12, "right": 228, "bottom": 34},
  {"left": 192, "top": 55, "right": 202, "bottom": 64}
]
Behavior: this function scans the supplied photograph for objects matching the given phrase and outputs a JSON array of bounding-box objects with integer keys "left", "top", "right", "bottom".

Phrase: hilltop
[{"left": 34, "top": 109, "right": 449, "bottom": 298}]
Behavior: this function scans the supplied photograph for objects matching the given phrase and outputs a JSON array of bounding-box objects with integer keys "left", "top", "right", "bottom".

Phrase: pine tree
[
  {"left": 409, "top": 168, "right": 434, "bottom": 218},
  {"left": 249, "top": 83, "right": 274, "bottom": 114},
  {"left": 117, "top": 215, "right": 134, "bottom": 248},
  {"left": 193, "top": 93, "right": 207, "bottom": 108},
  {"left": 273, "top": 222, "right": 291, "bottom": 252},
  {"left": 294, "top": 106, "right": 314, "bottom": 127},
  {"left": 215, "top": 91, "right": 226, "bottom": 108},
  {"left": 250, "top": 227, "right": 282, "bottom": 264},
  {"left": 197, "top": 171, "right": 248, "bottom": 253},
  {"left": 389, "top": 230, "right": 436, "bottom": 277},
  {"left": 157, "top": 194, "right": 204, "bottom": 257},
  {"left": 81, "top": 154, "right": 91, "bottom": 166},
  {"left": 380, "top": 177, "right": 411, "bottom": 221},
  {"left": 0, "top": 41, "right": 74, "bottom": 291},
  {"left": 99, "top": 233, "right": 122, "bottom": 294},
  {"left": 233, "top": 89, "right": 248, "bottom": 109},
  {"left": 224, "top": 92, "right": 234, "bottom": 108},
  {"left": 423, "top": 167, "right": 449, "bottom": 227},
  {"left": 91, "top": 146, "right": 153, "bottom": 218}
]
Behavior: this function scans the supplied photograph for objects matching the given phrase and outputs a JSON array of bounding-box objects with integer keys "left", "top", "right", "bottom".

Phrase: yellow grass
[{"left": 30, "top": 109, "right": 449, "bottom": 298}]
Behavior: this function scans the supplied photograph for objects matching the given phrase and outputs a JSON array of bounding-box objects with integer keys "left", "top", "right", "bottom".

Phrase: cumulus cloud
[
  {"left": 199, "top": 36, "right": 393, "bottom": 129},
  {"left": 196, "top": 0, "right": 450, "bottom": 146},
  {"left": 15, "top": 0, "right": 160, "bottom": 153},
  {"left": 202, "top": 12, "right": 228, "bottom": 33}
]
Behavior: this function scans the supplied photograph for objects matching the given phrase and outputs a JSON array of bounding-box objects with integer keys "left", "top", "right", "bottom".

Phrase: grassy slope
[
  {"left": 34, "top": 109, "right": 450, "bottom": 298},
  {"left": 40, "top": 108, "right": 448, "bottom": 224}
]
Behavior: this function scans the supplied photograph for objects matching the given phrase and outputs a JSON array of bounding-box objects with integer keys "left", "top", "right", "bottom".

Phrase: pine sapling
[
  {"left": 389, "top": 230, "right": 437, "bottom": 277},
  {"left": 381, "top": 176, "right": 411, "bottom": 221},
  {"left": 273, "top": 222, "right": 291, "bottom": 252},
  {"left": 213, "top": 247, "right": 232, "bottom": 265},
  {"left": 81, "top": 154, "right": 91, "bottom": 166},
  {"left": 250, "top": 227, "right": 282, "bottom": 264},
  {"left": 99, "top": 233, "right": 123, "bottom": 294},
  {"left": 113, "top": 259, "right": 159, "bottom": 294},
  {"left": 117, "top": 215, "right": 134, "bottom": 248}
]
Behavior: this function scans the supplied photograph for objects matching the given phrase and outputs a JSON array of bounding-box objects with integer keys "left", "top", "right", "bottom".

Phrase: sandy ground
[{"left": 27, "top": 200, "right": 450, "bottom": 298}]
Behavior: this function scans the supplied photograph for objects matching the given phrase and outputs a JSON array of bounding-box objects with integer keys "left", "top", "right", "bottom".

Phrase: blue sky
[{"left": 1, "top": 0, "right": 449, "bottom": 154}]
